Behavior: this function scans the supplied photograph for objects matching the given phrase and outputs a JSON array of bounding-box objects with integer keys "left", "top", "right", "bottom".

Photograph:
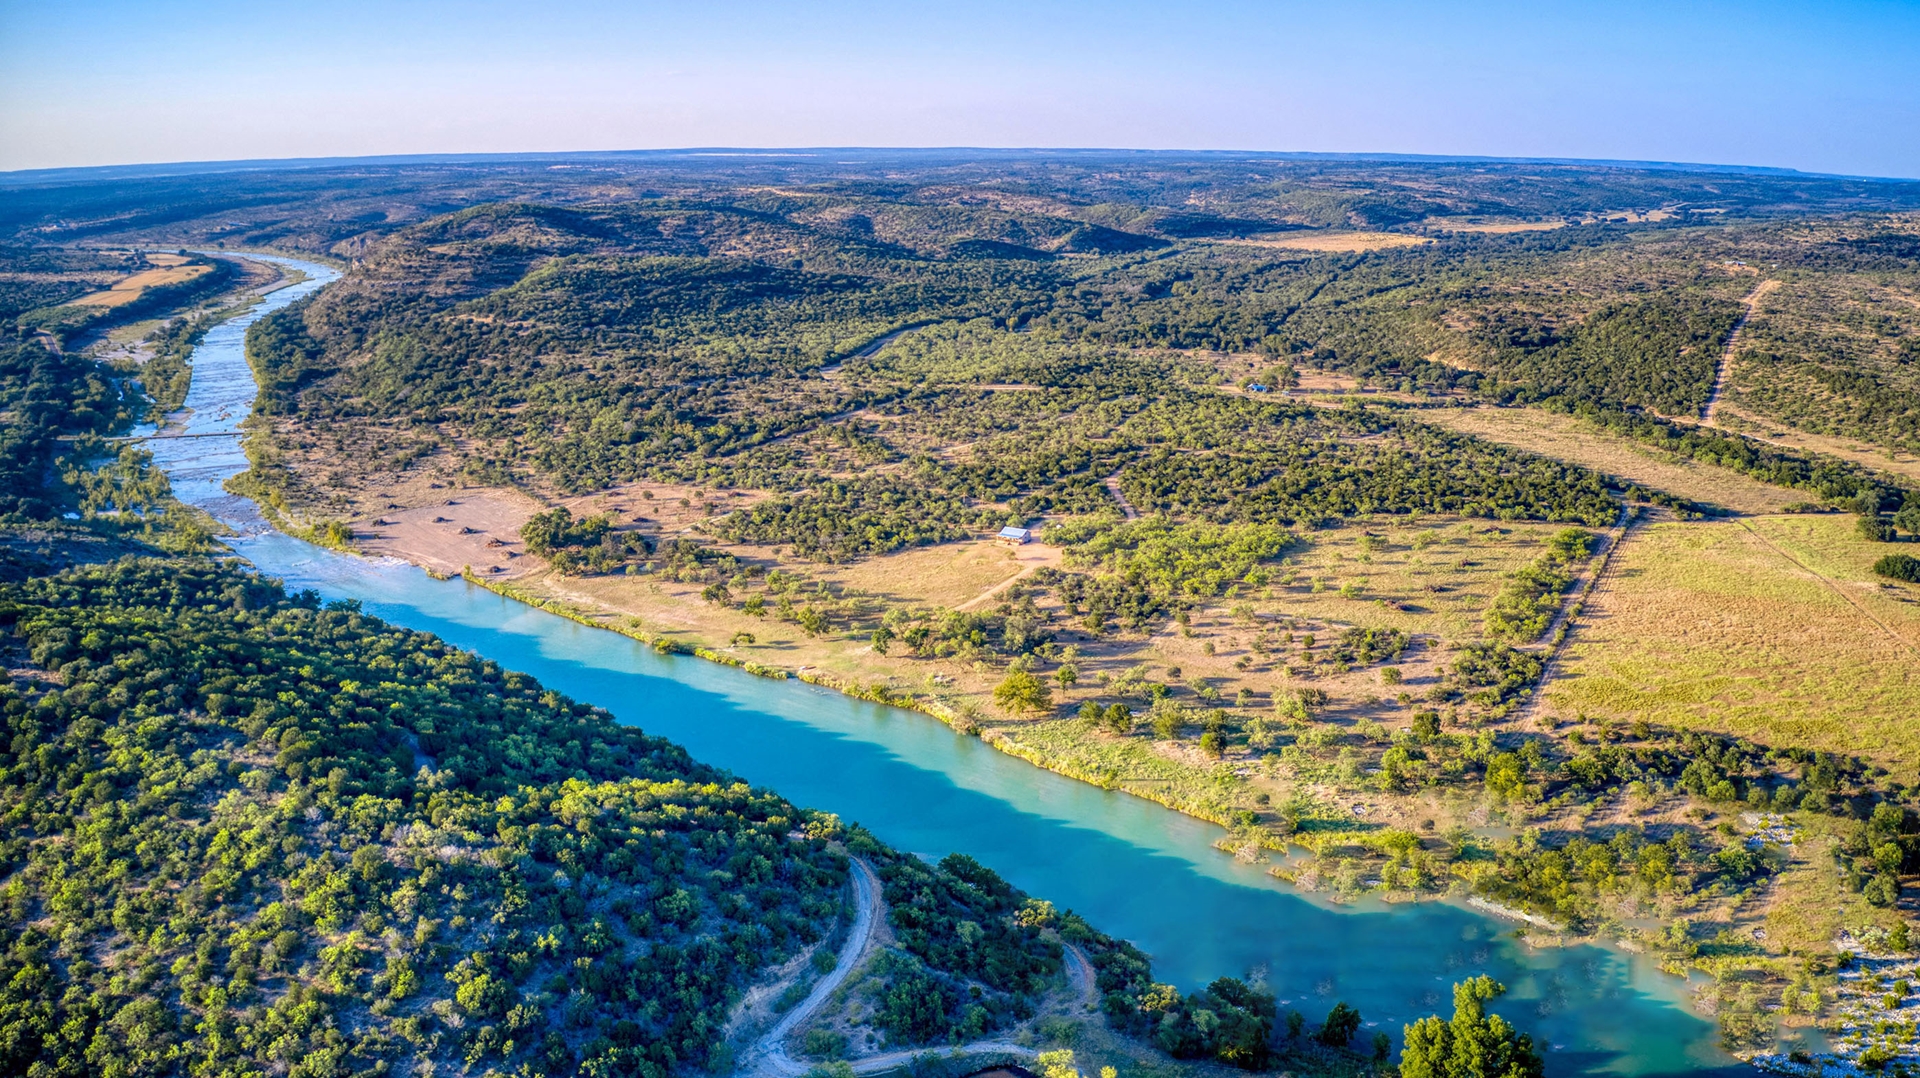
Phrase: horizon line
[{"left": 5, "top": 146, "right": 1919, "bottom": 187}]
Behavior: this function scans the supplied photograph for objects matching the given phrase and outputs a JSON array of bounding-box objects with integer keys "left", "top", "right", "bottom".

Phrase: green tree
[
  {"left": 1874, "top": 553, "right": 1920, "bottom": 582},
  {"left": 993, "top": 669, "right": 1052, "bottom": 713},
  {"left": 1318, "top": 1001, "right": 1361, "bottom": 1046},
  {"left": 1860, "top": 515, "right": 1897, "bottom": 542},
  {"left": 1896, "top": 500, "right": 1920, "bottom": 537},
  {"left": 1399, "top": 976, "right": 1544, "bottom": 1078}
]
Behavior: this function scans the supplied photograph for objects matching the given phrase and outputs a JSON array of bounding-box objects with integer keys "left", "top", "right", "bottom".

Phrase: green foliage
[
  {"left": 1478, "top": 295, "right": 1743, "bottom": 416},
  {"left": 1440, "top": 643, "right": 1544, "bottom": 709},
  {"left": 1873, "top": 553, "right": 1920, "bottom": 582},
  {"left": 1859, "top": 515, "right": 1898, "bottom": 542},
  {"left": 1318, "top": 1001, "right": 1362, "bottom": 1046},
  {"left": 521, "top": 506, "right": 611, "bottom": 555},
  {"left": 854, "top": 848, "right": 1065, "bottom": 1046},
  {"left": 992, "top": 668, "right": 1053, "bottom": 714},
  {"left": 142, "top": 310, "right": 224, "bottom": 414},
  {"left": 1052, "top": 518, "right": 1295, "bottom": 598},
  {"left": 1116, "top": 417, "right": 1620, "bottom": 529},
  {"left": 1101, "top": 974, "right": 1276, "bottom": 1070},
  {"left": 519, "top": 506, "right": 655, "bottom": 574},
  {"left": 1558, "top": 402, "right": 1914, "bottom": 508},
  {"left": 0, "top": 556, "right": 855, "bottom": 1078},
  {"left": 713, "top": 476, "right": 987, "bottom": 561},
  {"left": 1485, "top": 528, "right": 1593, "bottom": 641},
  {"left": 0, "top": 333, "right": 138, "bottom": 521},
  {"left": 244, "top": 297, "right": 330, "bottom": 415},
  {"left": 1399, "top": 977, "right": 1544, "bottom": 1078}
]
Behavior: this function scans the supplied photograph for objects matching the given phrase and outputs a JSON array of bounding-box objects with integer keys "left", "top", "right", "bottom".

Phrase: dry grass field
[
  {"left": 1700, "top": 402, "right": 1920, "bottom": 488},
  {"left": 1544, "top": 514, "right": 1920, "bottom": 767},
  {"left": 1422, "top": 406, "right": 1808, "bottom": 514},
  {"left": 1422, "top": 217, "right": 1569, "bottom": 234},
  {"left": 1219, "top": 231, "right": 1434, "bottom": 252},
  {"left": 1265, "top": 517, "right": 1570, "bottom": 640},
  {"left": 70, "top": 254, "right": 212, "bottom": 307}
]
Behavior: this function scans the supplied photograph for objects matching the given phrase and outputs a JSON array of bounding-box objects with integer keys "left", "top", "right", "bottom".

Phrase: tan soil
[{"left": 350, "top": 479, "right": 769, "bottom": 580}]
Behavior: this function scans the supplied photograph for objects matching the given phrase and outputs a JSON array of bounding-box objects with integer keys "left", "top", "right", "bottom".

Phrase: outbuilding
[{"left": 997, "top": 526, "right": 1032, "bottom": 545}]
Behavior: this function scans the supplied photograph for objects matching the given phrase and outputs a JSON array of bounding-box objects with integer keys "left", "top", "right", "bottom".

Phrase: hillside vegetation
[{"left": 16, "top": 154, "right": 1920, "bottom": 1068}]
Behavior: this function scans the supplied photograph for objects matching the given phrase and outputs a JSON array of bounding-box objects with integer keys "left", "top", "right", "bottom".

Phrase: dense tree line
[
  {"left": 1484, "top": 528, "right": 1594, "bottom": 642},
  {"left": 843, "top": 838, "right": 1064, "bottom": 1046},
  {"left": 0, "top": 330, "right": 138, "bottom": 521},
  {"left": 1474, "top": 295, "right": 1743, "bottom": 417},
  {"left": 0, "top": 556, "right": 1171, "bottom": 1077}
]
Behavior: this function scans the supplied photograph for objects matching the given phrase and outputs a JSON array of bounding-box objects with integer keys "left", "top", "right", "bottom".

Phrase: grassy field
[
  {"left": 71, "top": 255, "right": 212, "bottom": 307},
  {"left": 1421, "top": 406, "right": 1807, "bottom": 514},
  {"left": 1219, "top": 231, "right": 1434, "bottom": 252},
  {"left": 1422, "top": 217, "right": 1569, "bottom": 234},
  {"left": 1545, "top": 514, "right": 1920, "bottom": 766}
]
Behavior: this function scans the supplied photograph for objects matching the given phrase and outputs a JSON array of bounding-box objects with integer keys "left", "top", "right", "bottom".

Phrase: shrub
[
  {"left": 1874, "top": 553, "right": 1920, "bottom": 582},
  {"left": 1859, "top": 516, "right": 1898, "bottom": 542}
]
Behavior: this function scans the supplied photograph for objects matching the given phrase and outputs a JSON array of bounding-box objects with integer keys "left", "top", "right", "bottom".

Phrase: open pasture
[
  {"left": 1545, "top": 514, "right": 1920, "bottom": 766},
  {"left": 70, "top": 257, "right": 212, "bottom": 307},
  {"left": 1219, "top": 230, "right": 1434, "bottom": 252}
]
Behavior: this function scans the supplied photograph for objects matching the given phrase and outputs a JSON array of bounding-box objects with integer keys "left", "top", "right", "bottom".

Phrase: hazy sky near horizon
[{"left": 3, "top": 0, "right": 1917, "bottom": 177}]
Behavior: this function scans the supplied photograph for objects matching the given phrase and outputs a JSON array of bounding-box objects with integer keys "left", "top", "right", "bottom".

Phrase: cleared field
[
  {"left": 1219, "top": 231, "right": 1433, "bottom": 253},
  {"left": 1422, "top": 405, "right": 1806, "bottom": 514},
  {"left": 813, "top": 538, "right": 1045, "bottom": 609},
  {"left": 1703, "top": 402, "right": 1920, "bottom": 489},
  {"left": 71, "top": 259, "right": 212, "bottom": 307},
  {"left": 1544, "top": 515, "right": 1920, "bottom": 766},
  {"left": 1266, "top": 517, "right": 1569, "bottom": 641},
  {"left": 1423, "top": 217, "right": 1568, "bottom": 234}
]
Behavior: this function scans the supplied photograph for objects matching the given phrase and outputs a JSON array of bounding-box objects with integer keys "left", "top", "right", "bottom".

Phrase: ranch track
[
  {"left": 1701, "top": 277, "right": 1781, "bottom": 425},
  {"left": 740, "top": 857, "right": 1055, "bottom": 1077},
  {"left": 742, "top": 857, "right": 881, "bottom": 1077},
  {"left": 1514, "top": 502, "right": 1643, "bottom": 726},
  {"left": 1734, "top": 520, "right": 1920, "bottom": 660}
]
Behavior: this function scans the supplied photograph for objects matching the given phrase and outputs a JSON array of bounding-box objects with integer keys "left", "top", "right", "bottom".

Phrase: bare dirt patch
[
  {"left": 350, "top": 479, "right": 768, "bottom": 579},
  {"left": 354, "top": 488, "right": 548, "bottom": 578},
  {"left": 811, "top": 540, "right": 1038, "bottom": 609}
]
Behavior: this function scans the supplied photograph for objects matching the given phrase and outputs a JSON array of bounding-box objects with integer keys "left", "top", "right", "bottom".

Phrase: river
[{"left": 144, "top": 253, "right": 1739, "bottom": 1076}]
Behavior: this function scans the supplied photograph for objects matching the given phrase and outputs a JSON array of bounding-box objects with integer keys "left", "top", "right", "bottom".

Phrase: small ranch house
[{"left": 997, "top": 526, "right": 1033, "bottom": 545}]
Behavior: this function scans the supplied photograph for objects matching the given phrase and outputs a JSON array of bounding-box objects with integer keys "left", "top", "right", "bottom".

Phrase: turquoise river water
[{"left": 140, "top": 253, "right": 1742, "bottom": 1077}]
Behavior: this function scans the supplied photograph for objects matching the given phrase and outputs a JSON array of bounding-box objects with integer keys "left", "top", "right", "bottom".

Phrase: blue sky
[{"left": 3, "top": 0, "right": 1917, "bottom": 176}]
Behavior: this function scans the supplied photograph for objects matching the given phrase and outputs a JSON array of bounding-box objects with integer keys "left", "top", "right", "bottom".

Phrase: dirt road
[
  {"left": 1702, "top": 278, "right": 1780, "bottom": 424},
  {"left": 744, "top": 858, "right": 882, "bottom": 1077}
]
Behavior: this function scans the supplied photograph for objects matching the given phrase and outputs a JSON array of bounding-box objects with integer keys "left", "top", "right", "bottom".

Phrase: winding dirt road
[
  {"left": 745, "top": 858, "right": 881, "bottom": 1076},
  {"left": 739, "top": 859, "right": 1076, "bottom": 1076}
]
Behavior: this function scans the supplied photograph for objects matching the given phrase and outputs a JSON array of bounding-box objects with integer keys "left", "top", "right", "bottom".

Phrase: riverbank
[{"left": 166, "top": 250, "right": 1786, "bottom": 1071}]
